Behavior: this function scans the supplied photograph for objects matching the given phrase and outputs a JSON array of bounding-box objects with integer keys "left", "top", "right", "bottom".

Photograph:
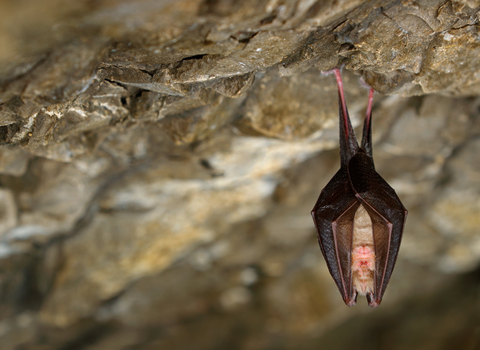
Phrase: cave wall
[{"left": 0, "top": 0, "right": 479, "bottom": 349}]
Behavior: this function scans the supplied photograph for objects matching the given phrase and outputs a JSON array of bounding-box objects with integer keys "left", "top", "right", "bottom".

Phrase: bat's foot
[
  {"left": 358, "top": 76, "right": 371, "bottom": 89},
  {"left": 320, "top": 65, "right": 344, "bottom": 76},
  {"left": 357, "top": 77, "right": 375, "bottom": 118}
]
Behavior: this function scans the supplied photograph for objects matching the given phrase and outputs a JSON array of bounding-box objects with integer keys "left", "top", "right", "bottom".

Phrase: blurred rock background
[{"left": 0, "top": 0, "right": 480, "bottom": 349}]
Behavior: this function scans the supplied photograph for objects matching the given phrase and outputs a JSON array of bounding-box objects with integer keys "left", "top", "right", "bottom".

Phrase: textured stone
[
  {"left": 238, "top": 69, "right": 370, "bottom": 139},
  {"left": 0, "top": 189, "right": 17, "bottom": 238},
  {"left": 0, "top": 147, "right": 30, "bottom": 176},
  {"left": 0, "top": 0, "right": 479, "bottom": 349}
]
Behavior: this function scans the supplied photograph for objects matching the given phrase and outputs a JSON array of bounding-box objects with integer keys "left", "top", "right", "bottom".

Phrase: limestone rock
[{"left": 0, "top": 0, "right": 479, "bottom": 349}]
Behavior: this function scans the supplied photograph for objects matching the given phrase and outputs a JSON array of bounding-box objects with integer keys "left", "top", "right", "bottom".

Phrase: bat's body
[{"left": 311, "top": 69, "right": 407, "bottom": 308}]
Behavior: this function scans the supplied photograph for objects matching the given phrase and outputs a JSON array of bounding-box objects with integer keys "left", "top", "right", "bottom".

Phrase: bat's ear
[{"left": 361, "top": 87, "right": 375, "bottom": 158}]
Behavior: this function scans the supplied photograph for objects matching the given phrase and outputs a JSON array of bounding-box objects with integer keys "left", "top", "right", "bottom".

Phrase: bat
[{"left": 311, "top": 68, "right": 407, "bottom": 307}]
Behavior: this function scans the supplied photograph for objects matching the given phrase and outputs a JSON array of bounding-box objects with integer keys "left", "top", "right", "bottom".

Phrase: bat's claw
[
  {"left": 358, "top": 76, "right": 371, "bottom": 89},
  {"left": 320, "top": 65, "right": 345, "bottom": 76}
]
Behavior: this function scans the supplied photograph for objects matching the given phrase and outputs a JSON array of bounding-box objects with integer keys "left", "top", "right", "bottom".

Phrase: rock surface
[{"left": 0, "top": 0, "right": 480, "bottom": 349}]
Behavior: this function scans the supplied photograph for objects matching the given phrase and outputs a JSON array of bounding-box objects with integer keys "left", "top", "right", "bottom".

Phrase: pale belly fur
[{"left": 351, "top": 204, "right": 375, "bottom": 295}]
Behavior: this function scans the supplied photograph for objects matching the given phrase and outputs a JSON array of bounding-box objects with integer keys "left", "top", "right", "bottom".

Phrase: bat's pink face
[{"left": 352, "top": 246, "right": 375, "bottom": 295}]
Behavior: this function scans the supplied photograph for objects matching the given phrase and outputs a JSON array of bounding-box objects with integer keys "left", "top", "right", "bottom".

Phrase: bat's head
[{"left": 352, "top": 246, "right": 375, "bottom": 295}]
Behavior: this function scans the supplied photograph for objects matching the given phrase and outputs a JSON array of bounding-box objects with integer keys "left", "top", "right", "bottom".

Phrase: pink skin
[
  {"left": 352, "top": 246, "right": 375, "bottom": 277},
  {"left": 352, "top": 246, "right": 375, "bottom": 295},
  {"left": 364, "top": 86, "right": 375, "bottom": 133}
]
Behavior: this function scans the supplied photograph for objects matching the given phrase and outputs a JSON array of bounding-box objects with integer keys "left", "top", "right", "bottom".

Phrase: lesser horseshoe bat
[{"left": 311, "top": 69, "right": 407, "bottom": 307}]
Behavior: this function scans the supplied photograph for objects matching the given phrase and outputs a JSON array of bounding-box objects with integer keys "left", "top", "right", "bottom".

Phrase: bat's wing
[
  {"left": 311, "top": 167, "right": 360, "bottom": 306},
  {"left": 347, "top": 151, "right": 407, "bottom": 307}
]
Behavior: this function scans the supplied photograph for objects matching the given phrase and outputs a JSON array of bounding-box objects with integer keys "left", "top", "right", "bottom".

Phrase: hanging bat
[{"left": 311, "top": 69, "right": 407, "bottom": 308}]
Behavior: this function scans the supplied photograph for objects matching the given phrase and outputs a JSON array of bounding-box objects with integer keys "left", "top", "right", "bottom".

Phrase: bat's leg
[
  {"left": 321, "top": 67, "right": 349, "bottom": 138},
  {"left": 332, "top": 68, "right": 350, "bottom": 139},
  {"left": 323, "top": 67, "right": 359, "bottom": 165},
  {"left": 361, "top": 86, "right": 375, "bottom": 156},
  {"left": 364, "top": 87, "right": 375, "bottom": 133}
]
